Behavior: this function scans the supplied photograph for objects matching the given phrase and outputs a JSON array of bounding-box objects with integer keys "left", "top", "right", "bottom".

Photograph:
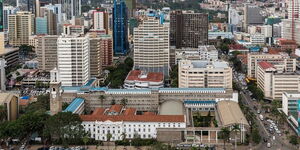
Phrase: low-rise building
[
  {"left": 178, "top": 60, "right": 232, "bottom": 89},
  {"left": 124, "top": 70, "right": 164, "bottom": 89},
  {"left": 80, "top": 105, "right": 186, "bottom": 141}
]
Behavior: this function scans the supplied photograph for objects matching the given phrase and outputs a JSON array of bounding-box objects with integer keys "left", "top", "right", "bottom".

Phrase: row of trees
[
  {"left": 104, "top": 57, "right": 133, "bottom": 88},
  {"left": 219, "top": 124, "right": 241, "bottom": 149}
]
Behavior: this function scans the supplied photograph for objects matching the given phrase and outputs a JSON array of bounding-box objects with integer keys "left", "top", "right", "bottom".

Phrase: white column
[
  {"left": 201, "top": 130, "right": 203, "bottom": 142},
  {"left": 208, "top": 130, "right": 210, "bottom": 143},
  {"left": 216, "top": 131, "right": 218, "bottom": 143}
]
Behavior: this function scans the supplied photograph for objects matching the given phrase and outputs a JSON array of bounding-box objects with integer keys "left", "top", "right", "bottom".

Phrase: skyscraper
[
  {"left": 36, "top": 35, "right": 59, "bottom": 71},
  {"left": 58, "top": 0, "right": 81, "bottom": 20},
  {"left": 282, "top": 0, "right": 300, "bottom": 44},
  {"left": 113, "top": 0, "right": 128, "bottom": 56},
  {"left": 8, "top": 11, "right": 35, "bottom": 46},
  {"left": 36, "top": 17, "right": 48, "bottom": 34},
  {"left": 133, "top": 16, "right": 169, "bottom": 77},
  {"left": 243, "top": 5, "right": 264, "bottom": 31},
  {"left": 57, "top": 35, "right": 90, "bottom": 86},
  {"left": 93, "top": 9, "right": 109, "bottom": 33},
  {"left": 0, "top": 0, "right": 4, "bottom": 54},
  {"left": 170, "top": 11, "right": 208, "bottom": 49}
]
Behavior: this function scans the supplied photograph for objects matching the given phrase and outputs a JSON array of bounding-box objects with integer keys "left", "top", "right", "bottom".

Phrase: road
[{"left": 233, "top": 72, "right": 297, "bottom": 150}]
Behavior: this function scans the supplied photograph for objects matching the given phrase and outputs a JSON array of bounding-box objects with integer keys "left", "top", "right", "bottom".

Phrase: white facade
[
  {"left": 57, "top": 35, "right": 90, "bottom": 86},
  {"left": 282, "top": 92, "right": 300, "bottom": 116},
  {"left": 178, "top": 60, "right": 232, "bottom": 89},
  {"left": 175, "top": 45, "right": 218, "bottom": 64},
  {"left": 0, "top": 59, "right": 6, "bottom": 91},
  {"left": 250, "top": 33, "right": 265, "bottom": 45},
  {"left": 82, "top": 120, "right": 186, "bottom": 141},
  {"left": 260, "top": 25, "right": 273, "bottom": 38},
  {"left": 42, "top": 4, "right": 63, "bottom": 23},
  {"left": 93, "top": 11, "right": 105, "bottom": 31},
  {"left": 133, "top": 16, "right": 170, "bottom": 76}
]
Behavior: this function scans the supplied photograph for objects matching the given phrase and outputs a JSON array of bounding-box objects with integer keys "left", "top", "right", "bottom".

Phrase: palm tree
[
  {"left": 120, "top": 98, "right": 128, "bottom": 107},
  {"left": 99, "top": 95, "right": 106, "bottom": 107},
  {"left": 220, "top": 127, "right": 231, "bottom": 150},
  {"left": 121, "top": 132, "right": 127, "bottom": 141},
  {"left": 231, "top": 124, "right": 240, "bottom": 149},
  {"left": 0, "top": 105, "right": 7, "bottom": 122}
]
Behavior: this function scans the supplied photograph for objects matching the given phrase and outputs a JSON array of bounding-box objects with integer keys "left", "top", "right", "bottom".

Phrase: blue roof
[
  {"left": 62, "top": 86, "right": 82, "bottom": 91},
  {"left": 249, "top": 47, "right": 260, "bottom": 52},
  {"left": 160, "top": 88, "right": 225, "bottom": 91},
  {"left": 20, "top": 96, "right": 30, "bottom": 100},
  {"left": 90, "top": 87, "right": 108, "bottom": 91},
  {"left": 84, "top": 79, "right": 95, "bottom": 86},
  {"left": 184, "top": 100, "right": 216, "bottom": 104},
  {"left": 63, "top": 98, "right": 84, "bottom": 113}
]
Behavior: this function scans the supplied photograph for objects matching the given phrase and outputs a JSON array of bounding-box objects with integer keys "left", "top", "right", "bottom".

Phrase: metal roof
[{"left": 63, "top": 98, "right": 84, "bottom": 113}]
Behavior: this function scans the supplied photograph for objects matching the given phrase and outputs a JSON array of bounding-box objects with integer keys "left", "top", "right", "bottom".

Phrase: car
[
  {"left": 257, "top": 110, "right": 261, "bottom": 114},
  {"left": 267, "top": 142, "right": 271, "bottom": 148}
]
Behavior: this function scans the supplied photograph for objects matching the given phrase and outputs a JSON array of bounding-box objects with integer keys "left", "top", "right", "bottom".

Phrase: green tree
[
  {"left": 99, "top": 95, "right": 106, "bottom": 107},
  {"left": 220, "top": 127, "right": 231, "bottom": 150},
  {"left": 82, "top": 135, "right": 90, "bottom": 149},
  {"left": 286, "top": 49, "right": 293, "bottom": 56},
  {"left": 220, "top": 44, "right": 229, "bottom": 54},
  {"left": 121, "top": 132, "right": 126, "bottom": 141},
  {"left": 231, "top": 124, "right": 240, "bottom": 149},
  {"left": 120, "top": 98, "right": 128, "bottom": 107},
  {"left": 170, "top": 65, "right": 178, "bottom": 87},
  {"left": 111, "top": 99, "right": 116, "bottom": 105},
  {"left": 25, "top": 94, "right": 50, "bottom": 113},
  {"left": 251, "top": 128, "right": 261, "bottom": 144},
  {"left": 106, "top": 132, "right": 112, "bottom": 142},
  {"left": 0, "top": 105, "right": 7, "bottom": 122},
  {"left": 289, "top": 135, "right": 299, "bottom": 145}
]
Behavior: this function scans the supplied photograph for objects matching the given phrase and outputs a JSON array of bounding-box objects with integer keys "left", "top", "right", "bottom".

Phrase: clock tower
[{"left": 49, "top": 68, "right": 62, "bottom": 115}]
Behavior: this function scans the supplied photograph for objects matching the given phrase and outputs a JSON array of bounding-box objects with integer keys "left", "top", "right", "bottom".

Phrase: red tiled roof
[
  {"left": 92, "top": 108, "right": 105, "bottom": 115},
  {"left": 278, "top": 39, "right": 297, "bottom": 45},
  {"left": 258, "top": 61, "right": 274, "bottom": 69},
  {"left": 126, "top": 70, "right": 163, "bottom": 82},
  {"left": 123, "top": 108, "right": 136, "bottom": 115},
  {"left": 19, "top": 99, "right": 29, "bottom": 106},
  {"left": 144, "top": 112, "right": 156, "bottom": 115},
  {"left": 108, "top": 105, "right": 123, "bottom": 113},
  {"left": 80, "top": 114, "right": 185, "bottom": 122},
  {"left": 229, "top": 44, "right": 247, "bottom": 50}
]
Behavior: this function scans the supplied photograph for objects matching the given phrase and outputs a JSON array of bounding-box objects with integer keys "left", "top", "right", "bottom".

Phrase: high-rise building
[
  {"left": 133, "top": 16, "right": 169, "bottom": 76},
  {"left": 8, "top": 11, "right": 34, "bottom": 47},
  {"left": 282, "top": 0, "right": 300, "bottom": 44},
  {"left": 35, "top": 0, "right": 40, "bottom": 17},
  {"left": 0, "top": 0, "right": 4, "bottom": 54},
  {"left": 243, "top": 5, "right": 264, "bottom": 31},
  {"left": 36, "top": 17, "right": 48, "bottom": 34},
  {"left": 170, "top": 11, "right": 208, "bottom": 48},
  {"left": 36, "top": 35, "right": 59, "bottom": 72},
  {"left": 113, "top": 0, "right": 128, "bottom": 56},
  {"left": 45, "top": 9, "right": 57, "bottom": 35},
  {"left": 0, "top": 58, "right": 6, "bottom": 91},
  {"left": 58, "top": 0, "right": 81, "bottom": 20},
  {"left": 41, "top": 4, "right": 63, "bottom": 23},
  {"left": 178, "top": 60, "right": 232, "bottom": 89},
  {"left": 93, "top": 10, "right": 109, "bottom": 33},
  {"left": 63, "top": 24, "right": 84, "bottom": 35},
  {"left": 3, "top": 6, "right": 18, "bottom": 34},
  {"left": 99, "top": 35, "right": 113, "bottom": 69},
  {"left": 57, "top": 35, "right": 90, "bottom": 86},
  {"left": 125, "top": 0, "right": 136, "bottom": 18}
]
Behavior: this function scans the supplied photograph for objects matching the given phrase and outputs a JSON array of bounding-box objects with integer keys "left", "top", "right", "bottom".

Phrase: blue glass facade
[
  {"left": 36, "top": 17, "right": 48, "bottom": 34},
  {"left": 113, "top": 0, "right": 129, "bottom": 56}
]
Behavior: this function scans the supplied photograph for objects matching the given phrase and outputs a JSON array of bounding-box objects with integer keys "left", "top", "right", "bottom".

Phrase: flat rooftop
[{"left": 190, "top": 60, "right": 229, "bottom": 69}]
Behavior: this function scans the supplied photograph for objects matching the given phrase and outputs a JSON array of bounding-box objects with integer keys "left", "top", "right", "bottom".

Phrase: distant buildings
[
  {"left": 3, "top": 6, "right": 19, "bottom": 41},
  {"left": 178, "top": 60, "right": 232, "bottom": 89},
  {"left": 243, "top": 5, "right": 264, "bottom": 31},
  {"left": 170, "top": 11, "right": 208, "bottom": 48},
  {"left": 57, "top": 35, "right": 90, "bottom": 86},
  {"left": 113, "top": 0, "right": 129, "bottom": 55},
  {"left": 35, "top": 17, "right": 48, "bottom": 34},
  {"left": 123, "top": 70, "right": 164, "bottom": 89},
  {"left": 57, "top": 0, "right": 81, "bottom": 20},
  {"left": 133, "top": 16, "right": 169, "bottom": 77},
  {"left": 0, "top": 59, "right": 6, "bottom": 91},
  {"left": 93, "top": 10, "right": 109, "bottom": 33},
  {"left": 63, "top": 24, "right": 84, "bottom": 35},
  {"left": 282, "top": 92, "right": 300, "bottom": 136},
  {"left": 8, "top": 11, "right": 34, "bottom": 46},
  {"left": 36, "top": 35, "right": 59, "bottom": 72}
]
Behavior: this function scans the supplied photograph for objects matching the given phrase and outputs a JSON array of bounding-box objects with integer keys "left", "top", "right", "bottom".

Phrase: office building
[
  {"left": 247, "top": 53, "right": 296, "bottom": 78},
  {"left": 36, "top": 17, "right": 48, "bottom": 34},
  {"left": 0, "top": 1, "right": 4, "bottom": 54},
  {"left": 257, "top": 61, "right": 300, "bottom": 100},
  {"left": 44, "top": 9, "right": 58, "bottom": 35},
  {"left": 133, "top": 16, "right": 169, "bottom": 77},
  {"left": 63, "top": 24, "right": 84, "bottom": 35},
  {"left": 93, "top": 9, "right": 109, "bottom": 33},
  {"left": 81, "top": 105, "right": 185, "bottom": 141},
  {"left": 250, "top": 33, "right": 265, "bottom": 45},
  {"left": 113, "top": 0, "right": 129, "bottom": 55},
  {"left": 36, "top": 35, "right": 59, "bottom": 72},
  {"left": 57, "top": 35, "right": 90, "bottom": 86},
  {"left": 42, "top": 4, "right": 63, "bottom": 23},
  {"left": 57, "top": 0, "right": 81, "bottom": 20},
  {"left": 0, "top": 59, "right": 6, "bottom": 91},
  {"left": 282, "top": 92, "right": 300, "bottom": 136},
  {"left": 174, "top": 45, "right": 218, "bottom": 65},
  {"left": 243, "top": 5, "right": 264, "bottom": 30},
  {"left": 125, "top": 0, "right": 136, "bottom": 18},
  {"left": 89, "top": 37, "right": 102, "bottom": 77},
  {"left": 178, "top": 60, "right": 232, "bottom": 89},
  {"left": 99, "top": 35, "right": 113, "bottom": 69},
  {"left": 123, "top": 70, "right": 164, "bottom": 89},
  {"left": 170, "top": 11, "right": 208, "bottom": 48},
  {"left": 8, "top": 11, "right": 34, "bottom": 46},
  {"left": 0, "top": 93, "right": 19, "bottom": 121},
  {"left": 0, "top": 47, "right": 19, "bottom": 67},
  {"left": 3, "top": 6, "right": 19, "bottom": 36}
]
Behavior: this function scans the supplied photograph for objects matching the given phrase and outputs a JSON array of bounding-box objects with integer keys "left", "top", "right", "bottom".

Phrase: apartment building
[
  {"left": 170, "top": 10, "right": 208, "bottom": 48},
  {"left": 8, "top": 11, "right": 35, "bottom": 46},
  {"left": 178, "top": 60, "right": 232, "bottom": 89},
  {"left": 247, "top": 52, "right": 296, "bottom": 78},
  {"left": 57, "top": 35, "right": 90, "bottom": 86},
  {"left": 133, "top": 16, "right": 170, "bottom": 77},
  {"left": 257, "top": 61, "right": 300, "bottom": 100},
  {"left": 36, "top": 35, "right": 59, "bottom": 72},
  {"left": 63, "top": 24, "right": 84, "bottom": 35},
  {"left": 93, "top": 10, "right": 109, "bottom": 33}
]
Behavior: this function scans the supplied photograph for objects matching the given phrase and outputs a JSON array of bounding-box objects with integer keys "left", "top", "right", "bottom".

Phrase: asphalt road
[{"left": 233, "top": 73, "right": 297, "bottom": 150}]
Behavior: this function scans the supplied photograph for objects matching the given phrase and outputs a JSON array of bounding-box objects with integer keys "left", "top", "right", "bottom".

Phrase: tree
[
  {"left": 111, "top": 99, "right": 116, "bottom": 105},
  {"left": 251, "top": 128, "right": 261, "bottom": 144},
  {"left": 120, "top": 98, "right": 128, "bottom": 107},
  {"left": 82, "top": 135, "right": 90, "bottom": 149},
  {"left": 220, "top": 44, "right": 229, "bottom": 54},
  {"left": 99, "top": 95, "right": 106, "bottom": 107},
  {"left": 289, "top": 135, "right": 299, "bottom": 145},
  {"left": 231, "top": 124, "right": 240, "bottom": 149},
  {"left": 220, "top": 127, "right": 231, "bottom": 150},
  {"left": 121, "top": 132, "right": 126, "bottom": 141},
  {"left": 106, "top": 132, "right": 112, "bottom": 142},
  {"left": 19, "top": 45, "right": 34, "bottom": 59},
  {"left": 286, "top": 49, "right": 293, "bottom": 56},
  {"left": 0, "top": 105, "right": 7, "bottom": 122},
  {"left": 25, "top": 94, "right": 50, "bottom": 113}
]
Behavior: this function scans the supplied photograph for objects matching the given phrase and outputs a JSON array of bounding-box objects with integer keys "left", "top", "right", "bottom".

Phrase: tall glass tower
[
  {"left": 0, "top": 0, "right": 3, "bottom": 32},
  {"left": 113, "top": 0, "right": 128, "bottom": 56}
]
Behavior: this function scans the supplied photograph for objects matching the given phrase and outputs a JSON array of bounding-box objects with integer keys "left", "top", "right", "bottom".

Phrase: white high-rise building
[
  {"left": 57, "top": 35, "right": 90, "bottom": 86},
  {"left": 133, "top": 16, "right": 170, "bottom": 77},
  {"left": 93, "top": 11, "right": 108, "bottom": 32}
]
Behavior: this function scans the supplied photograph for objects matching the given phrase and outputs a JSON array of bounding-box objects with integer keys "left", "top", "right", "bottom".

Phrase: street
[{"left": 233, "top": 72, "right": 298, "bottom": 150}]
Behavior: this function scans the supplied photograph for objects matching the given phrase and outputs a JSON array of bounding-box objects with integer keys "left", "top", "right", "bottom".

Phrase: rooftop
[
  {"left": 258, "top": 61, "right": 274, "bottom": 69},
  {"left": 63, "top": 98, "right": 84, "bottom": 113},
  {"left": 125, "top": 70, "right": 164, "bottom": 82},
  {"left": 189, "top": 60, "right": 229, "bottom": 69},
  {"left": 0, "top": 93, "right": 18, "bottom": 105},
  {"left": 217, "top": 101, "right": 249, "bottom": 127}
]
